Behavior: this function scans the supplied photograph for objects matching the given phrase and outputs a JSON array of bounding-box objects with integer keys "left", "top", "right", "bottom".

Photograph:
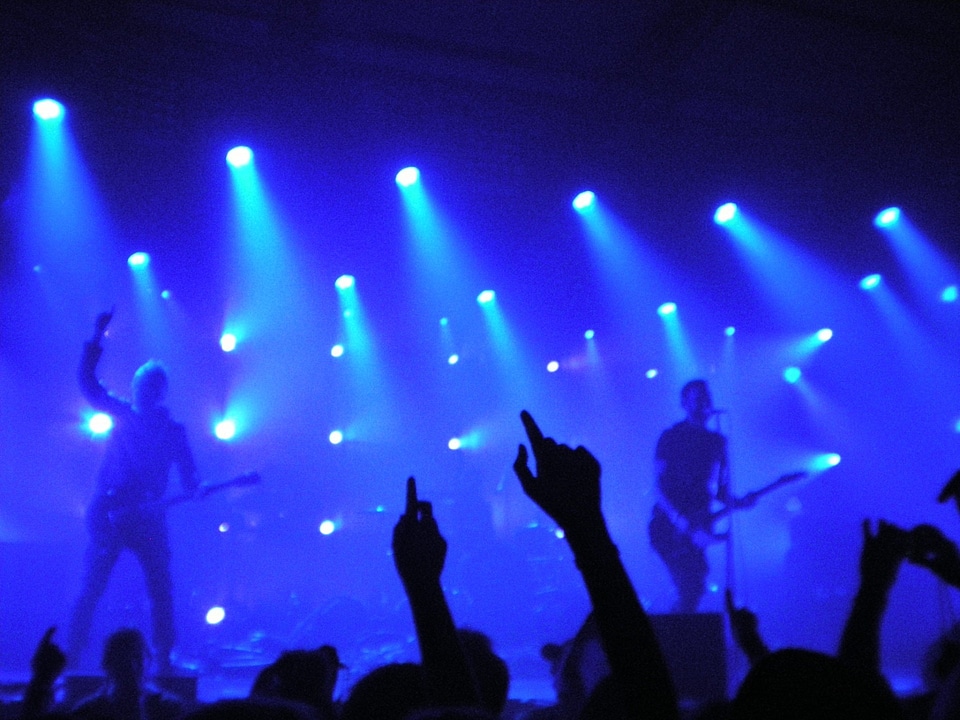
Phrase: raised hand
[
  {"left": 513, "top": 410, "right": 602, "bottom": 531},
  {"left": 92, "top": 308, "right": 114, "bottom": 342},
  {"left": 30, "top": 627, "right": 67, "bottom": 685},
  {"left": 906, "top": 523, "right": 960, "bottom": 588},
  {"left": 937, "top": 470, "right": 960, "bottom": 515},
  {"left": 858, "top": 519, "right": 911, "bottom": 588},
  {"left": 724, "top": 590, "right": 768, "bottom": 663},
  {"left": 392, "top": 477, "right": 447, "bottom": 590}
]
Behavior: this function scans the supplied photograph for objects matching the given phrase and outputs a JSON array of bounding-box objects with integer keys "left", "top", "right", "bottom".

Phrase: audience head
[
  {"left": 251, "top": 645, "right": 343, "bottom": 719},
  {"left": 101, "top": 628, "right": 150, "bottom": 685},
  {"left": 340, "top": 662, "right": 428, "bottom": 720},
  {"left": 457, "top": 629, "right": 509, "bottom": 715},
  {"left": 727, "top": 648, "right": 903, "bottom": 720}
]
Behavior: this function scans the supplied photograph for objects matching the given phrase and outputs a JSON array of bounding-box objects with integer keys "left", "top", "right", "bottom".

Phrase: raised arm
[
  {"left": 78, "top": 309, "right": 126, "bottom": 415},
  {"left": 392, "top": 477, "right": 479, "bottom": 709},
  {"left": 724, "top": 589, "right": 770, "bottom": 665},
  {"left": 513, "top": 410, "right": 679, "bottom": 720},
  {"left": 21, "top": 627, "right": 67, "bottom": 720},
  {"left": 838, "top": 519, "right": 910, "bottom": 675}
]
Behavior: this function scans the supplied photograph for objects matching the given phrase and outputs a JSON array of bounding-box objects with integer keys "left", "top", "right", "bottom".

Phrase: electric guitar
[
  {"left": 88, "top": 471, "right": 261, "bottom": 534},
  {"left": 654, "top": 471, "right": 808, "bottom": 548}
]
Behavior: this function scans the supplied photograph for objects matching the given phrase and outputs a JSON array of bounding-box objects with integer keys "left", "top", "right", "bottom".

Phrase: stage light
[
  {"left": 725, "top": 326, "right": 736, "bottom": 337},
  {"left": 205, "top": 607, "right": 226, "bottom": 625},
  {"left": 396, "top": 166, "right": 420, "bottom": 187},
  {"left": 447, "top": 354, "right": 459, "bottom": 365},
  {"left": 214, "top": 419, "right": 236, "bottom": 440},
  {"left": 657, "top": 302, "right": 677, "bottom": 316},
  {"left": 714, "top": 203, "right": 738, "bottom": 225},
  {"left": 584, "top": 329, "right": 595, "bottom": 340},
  {"left": 942, "top": 285, "right": 958, "bottom": 303},
  {"left": 874, "top": 207, "right": 901, "bottom": 228},
  {"left": 127, "top": 252, "right": 150, "bottom": 268},
  {"left": 448, "top": 437, "right": 462, "bottom": 450},
  {"left": 860, "top": 274, "right": 882, "bottom": 290},
  {"left": 812, "top": 453, "right": 842, "bottom": 471},
  {"left": 783, "top": 367, "right": 802, "bottom": 384},
  {"left": 88, "top": 413, "right": 113, "bottom": 435},
  {"left": 477, "top": 290, "right": 496, "bottom": 305},
  {"left": 319, "top": 520, "right": 336, "bottom": 535},
  {"left": 439, "top": 317, "right": 449, "bottom": 326},
  {"left": 218, "top": 523, "right": 229, "bottom": 533},
  {"left": 33, "top": 98, "right": 64, "bottom": 121},
  {"left": 572, "top": 191, "right": 596, "bottom": 213},
  {"left": 646, "top": 369, "right": 658, "bottom": 379},
  {"left": 335, "top": 274, "right": 355, "bottom": 290},
  {"left": 226, "top": 146, "right": 253, "bottom": 168},
  {"left": 329, "top": 430, "right": 344, "bottom": 445},
  {"left": 816, "top": 328, "right": 833, "bottom": 342},
  {"left": 547, "top": 361, "right": 559, "bottom": 373},
  {"left": 331, "top": 344, "right": 345, "bottom": 358},
  {"left": 220, "top": 333, "right": 237, "bottom": 352},
  {"left": 554, "top": 529, "right": 565, "bottom": 539},
  {"left": 161, "top": 290, "right": 171, "bottom": 300}
]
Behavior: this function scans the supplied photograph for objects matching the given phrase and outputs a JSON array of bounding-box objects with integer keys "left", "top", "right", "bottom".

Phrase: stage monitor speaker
[{"left": 650, "top": 612, "right": 726, "bottom": 705}]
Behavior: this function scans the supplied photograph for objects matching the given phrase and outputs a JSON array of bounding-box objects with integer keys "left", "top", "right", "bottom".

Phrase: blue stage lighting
[
  {"left": 205, "top": 607, "right": 226, "bottom": 625},
  {"left": 33, "top": 99, "right": 64, "bottom": 121},
  {"left": 161, "top": 290, "right": 171, "bottom": 300},
  {"left": 335, "top": 274, "right": 355, "bottom": 290},
  {"left": 572, "top": 191, "right": 596, "bottom": 212},
  {"left": 448, "top": 437, "right": 462, "bottom": 450},
  {"left": 226, "top": 146, "right": 253, "bottom": 168},
  {"left": 329, "top": 430, "right": 344, "bottom": 445},
  {"left": 714, "top": 203, "right": 738, "bottom": 225},
  {"left": 812, "top": 453, "right": 842, "bottom": 471},
  {"left": 439, "top": 317, "right": 449, "bottom": 326},
  {"left": 215, "top": 419, "right": 237, "bottom": 440},
  {"left": 584, "top": 329, "right": 595, "bottom": 340},
  {"left": 874, "top": 207, "right": 901, "bottom": 227},
  {"left": 859, "top": 274, "right": 882, "bottom": 290},
  {"left": 547, "top": 361, "right": 560, "bottom": 373},
  {"left": 657, "top": 302, "right": 677, "bottom": 316},
  {"left": 816, "top": 328, "right": 833, "bottom": 342},
  {"left": 447, "top": 354, "right": 459, "bottom": 365},
  {"left": 725, "top": 326, "right": 736, "bottom": 337},
  {"left": 783, "top": 366, "right": 802, "bottom": 384},
  {"left": 220, "top": 333, "right": 238, "bottom": 352},
  {"left": 319, "top": 520, "right": 336, "bottom": 535},
  {"left": 396, "top": 167, "right": 420, "bottom": 187},
  {"left": 942, "top": 285, "right": 958, "bottom": 303},
  {"left": 477, "top": 290, "right": 496, "bottom": 305},
  {"left": 127, "top": 252, "right": 150, "bottom": 268},
  {"left": 646, "top": 369, "right": 658, "bottom": 379},
  {"left": 331, "top": 344, "right": 345, "bottom": 358},
  {"left": 88, "top": 413, "right": 114, "bottom": 435}
]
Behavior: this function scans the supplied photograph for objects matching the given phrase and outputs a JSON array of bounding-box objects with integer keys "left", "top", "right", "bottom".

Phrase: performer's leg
[
  {"left": 130, "top": 518, "right": 176, "bottom": 671},
  {"left": 67, "top": 536, "right": 121, "bottom": 665},
  {"left": 648, "top": 507, "right": 708, "bottom": 613}
]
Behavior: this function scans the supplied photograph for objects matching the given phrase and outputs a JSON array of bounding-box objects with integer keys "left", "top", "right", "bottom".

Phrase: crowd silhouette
[{"left": 6, "top": 414, "right": 960, "bottom": 720}]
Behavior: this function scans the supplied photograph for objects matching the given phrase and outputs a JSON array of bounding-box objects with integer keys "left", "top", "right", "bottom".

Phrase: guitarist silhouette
[
  {"left": 648, "top": 380, "right": 805, "bottom": 613},
  {"left": 67, "top": 309, "right": 201, "bottom": 673}
]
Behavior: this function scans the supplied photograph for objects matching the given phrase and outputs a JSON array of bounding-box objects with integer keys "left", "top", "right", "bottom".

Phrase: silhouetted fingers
[
  {"left": 519, "top": 410, "right": 545, "bottom": 450},
  {"left": 405, "top": 476, "right": 418, "bottom": 517},
  {"left": 418, "top": 500, "right": 432, "bottom": 520},
  {"left": 938, "top": 470, "right": 960, "bottom": 503},
  {"left": 40, "top": 626, "right": 57, "bottom": 645},
  {"left": 513, "top": 444, "right": 534, "bottom": 487}
]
